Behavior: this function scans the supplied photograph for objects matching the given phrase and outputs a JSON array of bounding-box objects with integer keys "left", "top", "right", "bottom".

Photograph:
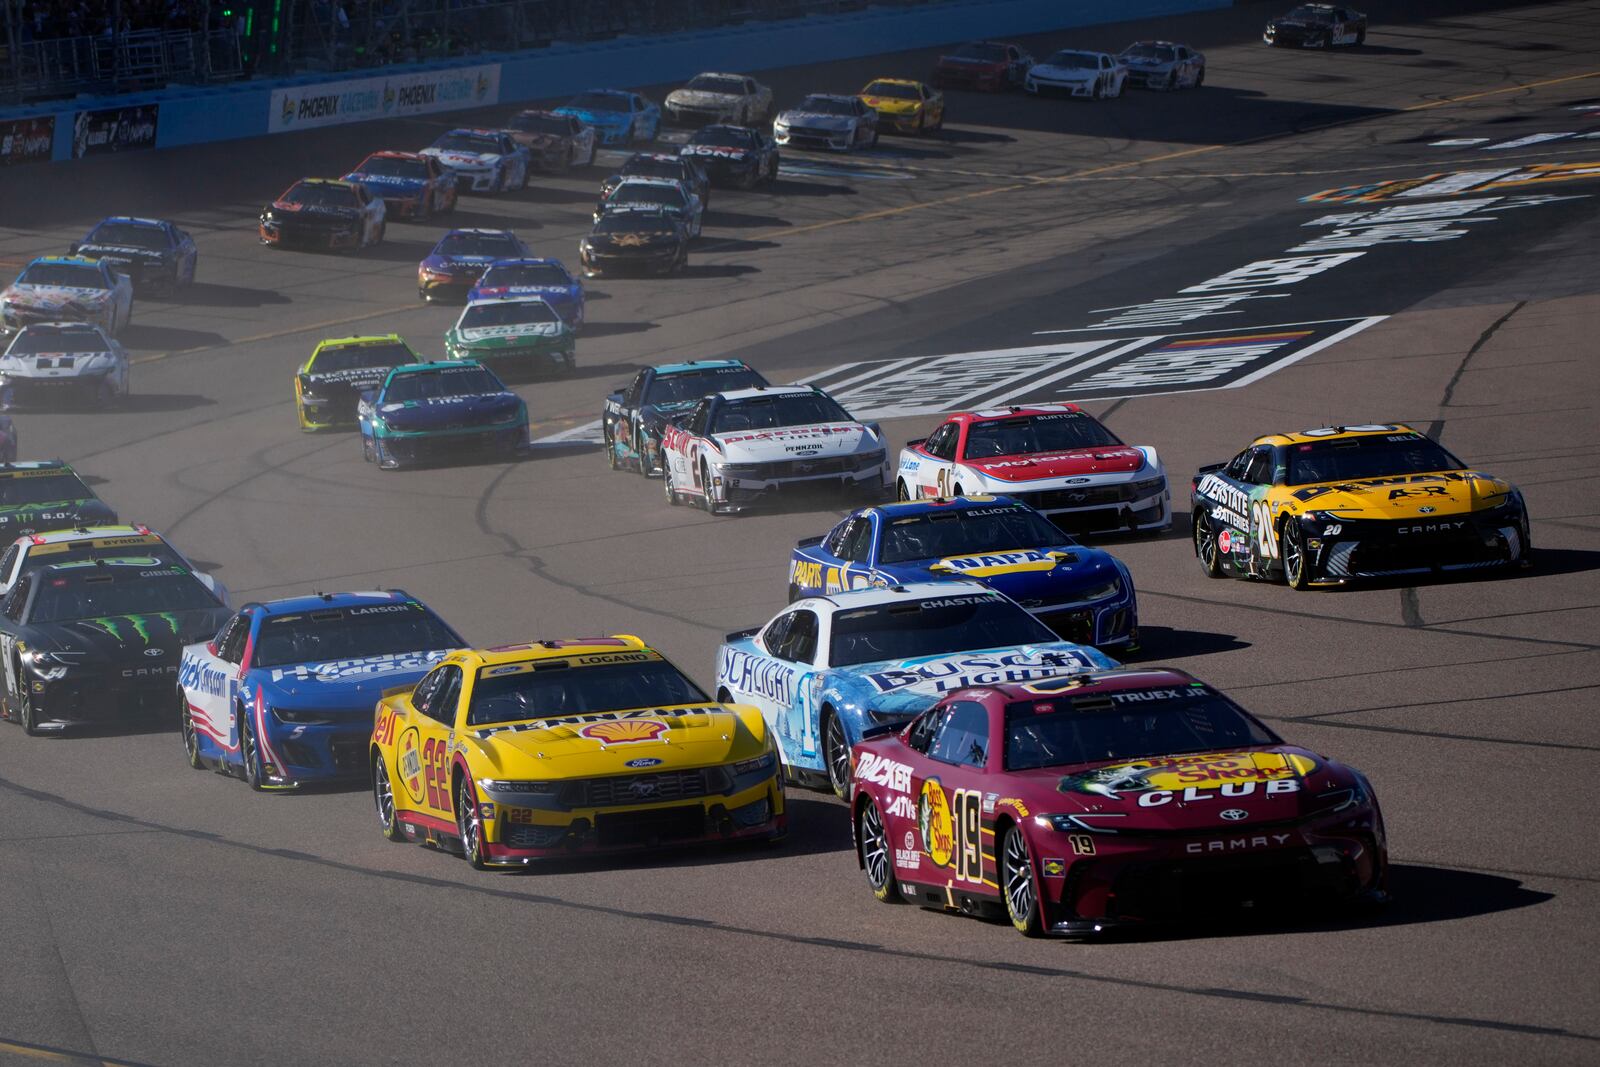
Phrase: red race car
[
  {"left": 931, "top": 40, "right": 1035, "bottom": 92},
  {"left": 849, "top": 668, "right": 1388, "bottom": 937}
]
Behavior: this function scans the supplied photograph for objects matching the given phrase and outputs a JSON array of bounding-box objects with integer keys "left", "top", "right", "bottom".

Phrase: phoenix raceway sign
[{"left": 269, "top": 63, "right": 500, "bottom": 133}]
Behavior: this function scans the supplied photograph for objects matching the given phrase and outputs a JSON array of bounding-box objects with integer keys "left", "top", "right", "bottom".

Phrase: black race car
[
  {"left": 0, "top": 461, "right": 116, "bottom": 541},
  {"left": 601, "top": 152, "right": 712, "bottom": 210},
  {"left": 578, "top": 209, "right": 690, "bottom": 278},
  {"left": 0, "top": 556, "right": 229, "bottom": 734},
  {"left": 679, "top": 125, "right": 780, "bottom": 189},
  {"left": 1264, "top": 4, "right": 1367, "bottom": 47},
  {"left": 70, "top": 216, "right": 198, "bottom": 293},
  {"left": 602, "top": 359, "right": 769, "bottom": 476}
]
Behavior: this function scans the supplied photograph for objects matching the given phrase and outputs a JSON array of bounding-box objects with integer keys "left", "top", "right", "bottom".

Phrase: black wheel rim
[
  {"left": 374, "top": 755, "right": 396, "bottom": 831},
  {"left": 825, "top": 716, "right": 849, "bottom": 793},
  {"left": 861, "top": 801, "right": 890, "bottom": 892},
  {"left": 1195, "top": 513, "right": 1217, "bottom": 569},
  {"left": 1003, "top": 829, "right": 1034, "bottom": 922}
]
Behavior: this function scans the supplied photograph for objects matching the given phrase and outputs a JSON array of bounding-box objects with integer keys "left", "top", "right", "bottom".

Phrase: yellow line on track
[
  {"left": 130, "top": 303, "right": 422, "bottom": 365},
  {"left": 1402, "top": 69, "right": 1600, "bottom": 111},
  {"left": 0, "top": 1037, "right": 125, "bottom": 1064}
]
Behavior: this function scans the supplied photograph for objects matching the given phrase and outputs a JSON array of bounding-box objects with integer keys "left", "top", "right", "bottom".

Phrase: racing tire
[
  {"left": 699, "top": 461, "right": 716, "bottom": 514},
  {"left": 605, "top": 430, "right": 621, "bottom": 471},
  {"left": 1195, "top": 66, "right": 1205, "bottom": 87},
  {"left": 180, "top": 695, "right": 203, "bottom": 769},
  {"left": 1000, "top": 824, "right": 1045, "bottom": 937},
  {"left": 1112, "top": 77, "right": 1125, "bottom": 99},
  {"left": 0, "top": 386, "right": 16, "bottom": 413},
  {"left": 822, "top": 708, "right": 850, "bottom": 799},
  {"left": 914, "top": 113, "right": 925, "bottom": 135},
  {"left": 896, "top": 479, "right": 911, "bottom": 501},
  {"left": 859, "top": 798, "right": 903, "bottom": 904},
  {"left": 1194, "top": 509, "right": 1226, "bottom": 579},
  {"left": 373, "top": 752, "right": 406, "bottom": 842},
  {"left": 868, "top": 127, "right": 879, "bottom": 149},
  {"left": 1355, "top": 28, "right": 1366, "bottom": 45},
  {"left": 1166, "top": 71, "right": 1178, "bottom": 91},
  {"left": 375, "top": 439, "right": 400, "bottom": 471},
  {"left": 931, "top": 109, "right": 944, "bottom": 132},
  {"left": 664, "top": 466, "right": 681, "bottom": 506},
  {"left": 1281, "top": 518, "right": 1312, "bottom": 591},
  {"left": 239, "top": 707, "right": 266, "bottom": 791},
  {"left": 18, "top": 674, "right": 40, "bottom": 736},
  {"left": 520, "top": 164, "right": 532, "bottom": 191},
  {"left": 362, "top": 434, "right": 376, "bottom": 464},
  {"left": 92, "top": 377, "right": 115, "bottom": 409},
  {"left": 455, "top": 775, "right": 490, "bottom": 870}
]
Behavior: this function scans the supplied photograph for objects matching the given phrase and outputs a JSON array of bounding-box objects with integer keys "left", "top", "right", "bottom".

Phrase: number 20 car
[{"left": 369, "top": 636, "right": 784, "bottom": 869}]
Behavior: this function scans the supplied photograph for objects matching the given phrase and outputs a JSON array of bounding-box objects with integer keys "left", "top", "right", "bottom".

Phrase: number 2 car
[{"left": 603, "top": 359, "right": 769, "bottom": 476}]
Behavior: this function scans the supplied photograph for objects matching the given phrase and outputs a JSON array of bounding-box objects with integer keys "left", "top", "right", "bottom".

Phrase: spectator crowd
[{"left": 14, "top": 0, "right": 220, "bottom": 42}]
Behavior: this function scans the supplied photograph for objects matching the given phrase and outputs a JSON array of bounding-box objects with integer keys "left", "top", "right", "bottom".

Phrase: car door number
[
  {"left": 1251, "top": 499, "right": 1279, "bottom": 559},
  {"left": 951, "top": 787, "right": 984, "bottom": 884},
  {"left": 421, "top": 735, "right": 452, "bottom": 811}
]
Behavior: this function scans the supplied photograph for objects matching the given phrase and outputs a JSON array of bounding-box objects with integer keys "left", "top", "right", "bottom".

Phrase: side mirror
[
  {"left": 905, "top": 437, "right": 925, "bottom": 449},
  {"left": 1196, "top": 462, "right": 1225, "bottom": 475},
  {"left": 724, "top": 626, "right": 760, "bottom": 643}
]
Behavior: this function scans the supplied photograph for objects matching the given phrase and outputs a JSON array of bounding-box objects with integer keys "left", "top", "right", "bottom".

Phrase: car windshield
[
  {"left": 1285, "top": 433, "right": 1465, "bottom": 485},
  {"left": 479, "top": 262, "right": 569, "bottom": 288},
  {"left": 624, "top": 157, "right": 686, "bottom": 180},
  {"left": 433, "top": 133, "right": 499, "bottom": 153},
  {"left": 1005, "top": 687, "right": 1278, "bottom": 771},
  {"left": 466, "top": 658, "right": 708, "bottom": 725},
  {"left": 1122, "top": 43, "right": 1175, "bottom": 60},
  {"left": 1047, "top": 51, "right": 1099, "bottom": 68},
  {"left": 796, "top": 96, "right": 854, "bottom": 115},
  {"left": 566, "top": 92, "right": 629, "bottom": 112},
  {"left": 962, "top": 412, "right": 1122, "bottom": 459},
  {"left": 280, "top": 182, "right": 358, "bottom": 208},
  {"left": 0, "top": 472, "right": 94, "bottom": 505},
  {"left": 830, "top": 594, "right": 1058, "bottom": 667},
  {"left": 863, "top": 81, "right": 920, "bottom": 99},
  {"left": 510, "top": 112, "right": 568, "bottom": 134},
  {"left": 29, "top": 567, "right": 219, "bottom": 624},
  {"left": 383, "top": 366, "right": 501, "bottom": 402},
  {"left": 594, "top": 215, "right": 675, "bottom": 235},
  {"left": 686, "top": 75, "right": 745, "bottom": 94},
  {"left": 17, "top": 263, "right": 104, "bottom": 289},
  {"left": 1286, "top": 5, "right": 1335, "bottom": 21},
  {"left": 952, "top": 43, "right": 1007, "bottom": 61},
  {"left": 879, "top": 506, "right": 1069, "bottom": 564},
  {"left": 251, "top": 606, "right": 460, "bottom": 668},
  {"left": 85, "top": 222, "right": 166, "bottom": 249},
  {"left": 461, "top": 301, "right": 558, "bottom": 328},
  {"left": 436, "top": 233, "right": 519, "bottom": 257},
  {"left": 7, "top": 326, "right": 109, "bottom": 354},
  {"left": 357, "top": 156, "right": 427, "bottom": 179},
  {"left": 709, "top": 392, "right": 852, "bottom": 433},
  {"left": 645, "top": 366, "right": 766, "bottom": 405},
  {"left": 312, "top": 341, "right": 414, "bottom": 373},
  {"left": 691, "top": 127, "right": 753, "bottom": 149},
  {"left": 609, "top": 184, "right": 685, "bottom": 209}
]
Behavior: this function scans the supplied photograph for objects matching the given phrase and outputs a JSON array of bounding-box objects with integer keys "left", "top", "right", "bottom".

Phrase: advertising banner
[
  {"left": 72, "top": 103, "right": 160, "bottom": 158},
  {"left": 269, "top": 63, "right": 500, "bottom": 133},
  {"left": 0, "top": 116, "right": 56, "bottom": 165}
]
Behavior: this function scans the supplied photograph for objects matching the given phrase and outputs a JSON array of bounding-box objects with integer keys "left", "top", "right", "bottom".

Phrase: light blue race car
[
  {"left": 554, "top": 89, "right": 662, "bottom": 146},
  {"left": 714, "top": 580, "right": 1116, "bottom": 796}
]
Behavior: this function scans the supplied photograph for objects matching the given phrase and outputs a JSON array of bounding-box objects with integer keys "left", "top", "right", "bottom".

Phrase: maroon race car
[
  {"left": 850, "top": 668, "right": 1388, "bottom": 937},
  {"left": 930, "top": 40, "right": 1035, "bottom": 92}
]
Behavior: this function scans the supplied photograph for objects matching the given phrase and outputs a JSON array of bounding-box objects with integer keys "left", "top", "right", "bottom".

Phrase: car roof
[
  {"left": 247, "top": 589, "right": 418, "bottom": 615},
  {"left": 627, "top": 152, "right": 686, "bottom": 164},
  {"left": 315, "top": 334, "right": 406, "bottom": 349},
  {"left": 714, "top": 385, "right": 822, "bottom": 403},
  {"left": 94, "top": 216, "right": 167, "bottom": 227},
  {"left": 35, "top": 555, "right": 177, "bottom": 575},
  {"left": 445, "top": 633, "right": 652, "bottom": 671},
  {"left": 689, "top": 71, "right": 746, "bottom": 80},
  {"left": 973, "top": 666, "right": 1202, "bottom": 702},
  {"left": 391, "top": 359, "right": 478, "bottom": 375},
  {"left": 798, "top": 93, "right": 856, "bottom": 102},
  {"left": 951, "top": 403, "right": 1088, "bottom": 425},
  {"left": 0, "top": 460, "right": 74, "bottom": 477},
  {"left": 15, "top": 523, "right": 152, "bottom": 546},
  {"left": 26, "top": 256, "right": 102, "bottom": 268},
  {"left": 481, "top": 257, "right": 565, "bottom": 269},
  {"left": 452, "top": 127, "right": 503, "bottom": 136},
  {"left": 793, "top": 579, "right": 998, "bottom": 611},
  {"left": 464, "top": 296, "right": 551, "bottom": 309},
  {"left": 365, "top": 150, "right": 426, "bottom": 161},
  {"left": 12, "top": 322, "right": 109, "bottom": 336},
  {"left": 613, "top": 176, "right": 685, "bottom": 189},
  {"left": 292, "top": 177, "right": 358, "bottom": 189},
  {"left": 654, "top": 358, "right": 748, "bottom": 375},
  {"left": 859, "top": 495, "right": 1023, "bottom": 521},
  {"left": 862, "top": 77, "right": 923, "bottom": 87},
  {"left": 441, "top": 228, "right": 515, "bottom": 238},
  {"left": 1123, "top": 39, "right": 1182, "bottom": 47},
  {"left": 1252, "top": 423, "right": 1421, "bottom": 447}
]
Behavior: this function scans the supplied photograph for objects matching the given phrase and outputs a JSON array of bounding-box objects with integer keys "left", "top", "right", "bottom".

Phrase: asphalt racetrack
[{"left": 1, "top": 1, "right": 1598, "bottom": 1063}]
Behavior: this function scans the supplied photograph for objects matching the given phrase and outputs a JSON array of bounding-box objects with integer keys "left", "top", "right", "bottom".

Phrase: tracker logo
[{"left": 856, "top": 752, "right": 912, "bottom": 793}]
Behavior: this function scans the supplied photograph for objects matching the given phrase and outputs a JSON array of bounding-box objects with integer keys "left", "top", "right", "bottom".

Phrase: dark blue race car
[
  {"left": 602, "top": 358, "right": 768, "bottom": 476},
  {"left": 178, "top": 590, "right": 465, "bottom": 789},
  {"left": 357, "top": 360, "right": 529, "bottom": 469},
  {"left": 70, "top": 216, "right": 197, "bottom": 293},
  {"left": 466, "top": 258, "right": 585, "bottom": 327},
  {"left": 787, "top": 495, "right": 1138, "bottom": 649},
  {"left": 417, "top": 228, "right": 531, "bottom": 303}
]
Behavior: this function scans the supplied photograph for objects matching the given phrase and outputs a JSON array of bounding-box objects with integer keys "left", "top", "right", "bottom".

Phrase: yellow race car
[
  {"left": 294, "top": 334, "right": 423, "bottom": 431},
  {"left": 857, "top": 78, "right": 945, "bottom": 135},
  {"left": 1190, "top": 424, "right": 1531, "bottom": 589},
  {"left": 369, "top": 635, "right": 785, "bottom": 868}
]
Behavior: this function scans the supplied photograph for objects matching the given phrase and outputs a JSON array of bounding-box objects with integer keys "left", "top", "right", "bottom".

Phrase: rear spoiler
[
  {"left": 859, "top": 720, "right": 904, "bottom": 742},
  {"left": 724, "top": 626, "right": 760, "bottom": 643},
  {"left": 379, "top": 682, "right": 419, "bottom": 701}
]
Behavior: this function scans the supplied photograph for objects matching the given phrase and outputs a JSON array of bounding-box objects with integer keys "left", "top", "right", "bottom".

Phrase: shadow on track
[
  {"left": 579, "top": 321, "right": 656, "bottom": 338},
  {"left": 120, "top": 323, "right": 228, "bottom": 350},
  {"left": 151, "top": 282, "right": 291, "bottom": 308},
  {"left": 1123, "top": 626, "right": 1249, "bottom": 662}
]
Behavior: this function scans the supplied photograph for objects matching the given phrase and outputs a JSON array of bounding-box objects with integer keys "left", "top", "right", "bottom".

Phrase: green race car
[
  {"left": 294, "top": 334, "right": 424, "bottom": 430},
  {"left": 444, "top": 298, "right": 576, "bottom": 379}
]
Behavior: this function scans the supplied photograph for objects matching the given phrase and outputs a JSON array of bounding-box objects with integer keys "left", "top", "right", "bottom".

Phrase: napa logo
[{"left": 932, "top": 549, "right": 1070, "bottom": 579}]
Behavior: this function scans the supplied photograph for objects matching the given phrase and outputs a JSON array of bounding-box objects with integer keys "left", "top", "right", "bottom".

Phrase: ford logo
[
  {"left": 143, "top": 647, "right": 165, "bottom": 657},
  {"left": 624, "top": 757, "right": 662, "bottom": 769},
  {"left": 1220, "top": 809, "right": 1249, "bottom": 821}
]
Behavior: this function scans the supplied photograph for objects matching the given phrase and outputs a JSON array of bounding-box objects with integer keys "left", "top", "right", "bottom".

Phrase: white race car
[
  {"left": 895, "top": 404, "right": 1170, "bottom": 535},
  {"left": 661, "top": 385, "right": 889, "bottom": 514},
  {"left": 0, "top": 523, "right": 229, "bottom": 604},
  {"left": 1117, "top": 40, "right": 1206, "bottom": 90},
  {"left": 665, "top": 72, "right": 774, "bottom": 126},
  {"left": 1, "top": 256, "right": 132, "bottom": 337},
  {"left": 773, "top": 94, "right": 878, "bottom": 151},
  {"left": 0, "top": 322, "right": 129, "bottom": 408},
  {"left": 421, "top": 128, "right": 531, "bottom": 194},
  {"left": 1026, "top": 49, "right": 1129, "bottom": 98}
]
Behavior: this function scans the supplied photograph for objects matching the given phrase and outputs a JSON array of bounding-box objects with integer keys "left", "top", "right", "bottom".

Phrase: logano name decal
[{"left": 865, "top": 649, "right": 1100, "bottom": 695}]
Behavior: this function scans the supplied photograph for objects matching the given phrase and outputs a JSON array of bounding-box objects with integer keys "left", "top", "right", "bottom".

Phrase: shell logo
[{"left": 579, "top": 718, "right": 668, "bottom": 745}]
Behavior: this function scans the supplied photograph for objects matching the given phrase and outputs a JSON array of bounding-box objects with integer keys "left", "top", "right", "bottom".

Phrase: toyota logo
[
  {"left": 143, "top": 647, "right": 165, "bottom": 658},
  {"left": 1418, "top": 506, "right": 1436, "bottom": 514},
  {"left": 1220, "top": 808, "right": 1249, "bottom": 821}
]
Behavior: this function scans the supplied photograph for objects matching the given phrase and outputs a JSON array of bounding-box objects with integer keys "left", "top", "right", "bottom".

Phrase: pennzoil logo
[{"left": 579, "top": 718, "right": 668, "bottom": 745}]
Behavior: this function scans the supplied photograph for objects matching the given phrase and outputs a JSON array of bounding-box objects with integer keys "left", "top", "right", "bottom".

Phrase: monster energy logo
[{"left": 83, "top": 613, "right": 180, "bottom": 642}]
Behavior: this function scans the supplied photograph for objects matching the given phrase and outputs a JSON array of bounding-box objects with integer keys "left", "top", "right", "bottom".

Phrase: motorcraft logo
[
  {"left": 269, "top": 650, "right": 445, "bottom": 683},
  {"left": 864, "top": 649, "right": 1100, "bottom": 695}
]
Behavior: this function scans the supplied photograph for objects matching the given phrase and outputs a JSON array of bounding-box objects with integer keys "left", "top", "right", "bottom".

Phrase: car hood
[
  {"left": 837, "top": 642, "right": 1116, "bottom": 711},
  {"left": 76, "top": 243, "right": 165, "bottom": 261},
  {"left": 1121, "top": 55, "right": 1175, "bottom": 69},
  {"left": 3, "top": 284, "right": 112, "bottom": 309},
  {"left": 0, "top": 498, "right": 117, "bottom": 534},
  {"left": 305, "top": 365, "right": 397, "bottom": 390},
  {"left": 1033, "top": 63, "right": 1099, "bottom": 80},
  {"left": 421, "top": 254, "right": 498, "bottom": 272},
  {"left": 584, "top": 230, "right": 680, "bottom": 249},
  {"left": 556, "top": 107, "right": 628, "bottom": 127},
  {"left": 470, "top": 284, "right": 577, "bottom": 302},
  {"left": 966, "top": 446, "right": 1148, "bottom": 482},
  {"left": 423, "top": 149, "right": 500, "bottom": 168},
  {"left": 451, "top": 321, "right": 568, "bottom": 346},
  {"left": 344, "top": 172, "right": 427, "bottom": 192},
  {"left": 1290, "top": 469, "right": 1513, "bottom": 518},
  {"left": 778, "top": 111, "right": 854, "bottom": 130},
  {"left": 860, "top": 96, "right": 920, "bottom": 114},
  {"left": 902, "top": 543, "right": 1121, "bottom": 587},
  {"left": 37, "top": 606, "right": 230, "bottom": 663},
  {"left": 375, "top": 392, "right": 522, "bottom": 431},
  {"left": 667, "top": 89, "right": 741, "bottom": 108},
  {"left": 255, "top": 648, "right": 452, "bottom": 704},
  {"left": 464, "top": 703, "right": 763, "bottom": 776},
  {"left": 712, "top": 422, "right": 875, "bottom": 461}
]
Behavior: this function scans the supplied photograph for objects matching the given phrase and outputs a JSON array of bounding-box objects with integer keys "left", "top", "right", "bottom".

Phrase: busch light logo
[
  {"left": 864, "top": 650, "right": 1101, "bottom": 695},
  {"left": 718, "top": 648, "right": 795, "bottom": 705}
]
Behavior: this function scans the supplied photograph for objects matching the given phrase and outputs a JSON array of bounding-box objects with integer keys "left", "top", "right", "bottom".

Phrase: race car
[
  {"left": 600, "top": 153, "right": 711, "bottom": 212},
  {"left": 179, "top": 590, "right": 464, "bottom": 789},
  {"left": 787, "top": 496, "right": 1137, "bottom": 649},
  {"left": 603, "top": 359, "right": 769, "bottom": 476},
  {"left": 0, "top": 523, "right": 228, "bottom": 604},
  {"left": 896, "top": 405, "right": 1170, "bottom": 535},
  {"left": 661, "top": 385, "right": 889, "bottom": 514},
  {"left": 554, "top": 90, "right": 661, "bottom": 146},
  {"left": 0, "top": 322, "right": 129, "bottom": 409},
  {"left": 69, "top": 216, "right": 197, "bottom": 293},
  {"left": 417, "top": 229, "right": 532, "bottom": 303},
  {"left": 368, "top": 635, "right": 784, "bottom": 867},
  {"left": 258, "top": 178, "right": 386, "bottom": 251},
  {"left": 930, "top": 41, "right": 1034, "bottom": 92},
  {"left": 578, "top": 209, "right": 690, "bottom": 278},
  {"left": 773, "top": 94, "right": 878, "bottom": 151},
  {"left": 1190, "top": 424, "right": 1531, "bottom": 589},
  {"left": 0, "top": 556, "right": 228, "bottom": 734},
  {"left": 0, "top": 461, "right": 117, "bottom": 542},
  {"left": 664, "top": 73, "right": 774, "bottom": 127},
  {"left": 1264, "top": 4, "right": 1367, "bottom": 47},
  {"left": 716, "top": 581, "right": 1114, "bottom": 795},
  {"left": 1, "top": 256, "right": 132, "bottom": 336},
  {"left": 1026, "top": 50, "right": 1128, "bottom": 98},
  {"left": 420, "top": 129, "right": 530, "bottom": 194},
  {"left": 857, "top": 79, "right": 945, "bottom": 135},
  {"left": 506, "top": 109, "right": 598, "bottom": 171},
  {"left": 357, "top": 360, "right": 528, "bottom": 470},
  {"left": 341, "top": 150, "right": 458, "bottom": 220},
  {"left": 444, "top": 298, "right": 576, "bottom": 378},
  {"left": 294, "top": 334, "right": 424, "bottom": 431},
  {"left": 848, "top": 668, "right": 1388, "bottom": 936},
  {"left": 679, "top": 125, "right": 780, "bottom": 189},
  {"left": 1117, "top": 40, "right": 1206, "bottom": 90},
  {"left": 466, "top": 258, "right": 585, "bottom": 327},
  {"left": 593, "top": 177, "right": 704, "bottom": 239}
]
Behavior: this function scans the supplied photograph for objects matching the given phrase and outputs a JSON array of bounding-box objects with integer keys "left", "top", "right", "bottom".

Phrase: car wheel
[
  {"left": 456, "top": 775, "right": 489, "bottom": 870},
  {"left": 868, "top": 126, "right": 879, "bottom": 148},
  {"left": 664, "top": 466, "right": 680, "bottom": 506},
  {"left": 362, "top": 434, "right": 376, "bottom": 463},
  {"left": 1194, "top": 509, "right": 1226, "bottom": 578},
  {"left": 1000, "top": 824, "right": 1045, "bottom": 936},
  {"left": 373, "top": 752, "right": 406, "bottom": 842},
  {"left": 239, "top": 708, "right": 265, "bottom": 790},
  {"left": 180, "top": 695, "right": 203, "bottom": 769},
  {"left": 1195, "top": 65, "right": 1205, "bottom": 87},
  {"left": 605, "top": 429, "right": 621, "bottom": 470},
  {"left": 18, "top": 673, "right": 40, "bottom": 736},
  {"left": 1167, "top": 71, "right": 1178, "bottom": 91},
  {"left": 822, "top": 709, "right": 849, "bottom": 799},
  {"left": 1281, "top": 518, "right": 1312, "bottom": 590},
  {"left": 896, "top": 479, "right": 911, "bottom": 501},
  {"left": 699, "top": 461, "right": 716, "bottom": 514},
  {"left": 1355, "top": 28, "right": 1366, "bottom": 45},
  {"left": 0, "top": 386, "right": 16, "bottom": 413},
  {"left": 859, "top": 797, "right": 903, "bottom": 903},
  {"left": 914, "top": 113, "right": 925, "bottom": 135}
]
